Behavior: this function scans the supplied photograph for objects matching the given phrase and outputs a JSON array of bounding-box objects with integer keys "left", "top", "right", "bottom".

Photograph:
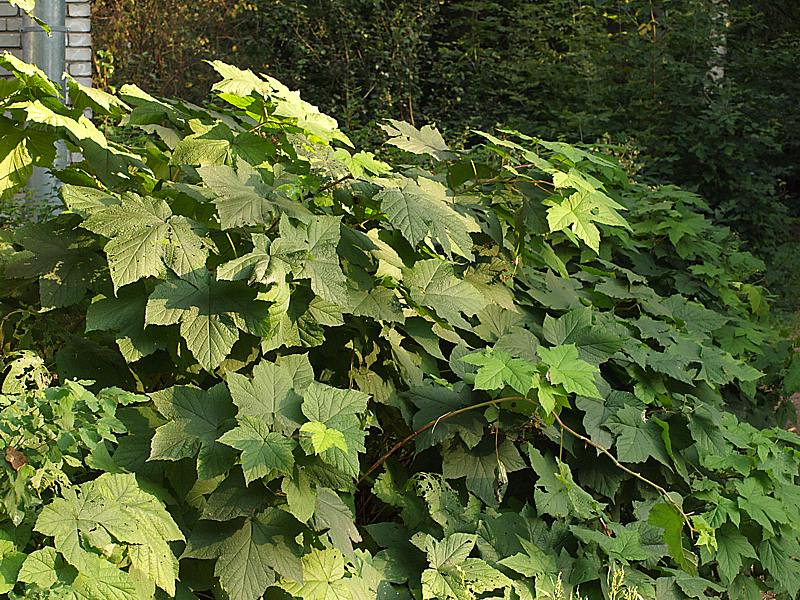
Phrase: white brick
[
  {"left": 66, "top": 46, "right": 91, "bottom": 61},
  {"left": 0, "top": 4, "right": 19, "bottom": 17},
  {"left": 67, "top": 3, "right": 91, "bottom": 17},
  {"left": 0, "top": 18, "right": 5, "bottom": 32},
  {"left": 74, "top": 76, "right": 92, "bottom": 87},
  {"left": 66, "top": 17, "right": 90, "bottom": 32},
  {"left": 68, "top": 61, "right": 91, "bottom": 76},
  {"left": 68, "top": 32, "right": 91, "bottom": 47},
  {"left": 5, "top": 16, "right": 21, "bottom": 31},
  {"left": 0, "top": 32, "right": 21, "bottom": 47}
]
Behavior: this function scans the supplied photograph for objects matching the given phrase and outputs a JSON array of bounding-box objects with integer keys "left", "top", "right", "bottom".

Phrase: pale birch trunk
[{"left": 708, "top": 0, "right": 730, "bottom": 83}]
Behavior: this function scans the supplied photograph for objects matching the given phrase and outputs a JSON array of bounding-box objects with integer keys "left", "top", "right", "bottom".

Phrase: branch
[
  {"left": 317, "top": 174, "right": 353, "bottom": 195},
  {"left": 357, "top": 394, "right": 695, "bottom": 539},
  {"left": 552, "top": 412, "right": 695, "bottom": 535},
  {"left": 357, "top": 395, "right": 525, "bottom": 486}
]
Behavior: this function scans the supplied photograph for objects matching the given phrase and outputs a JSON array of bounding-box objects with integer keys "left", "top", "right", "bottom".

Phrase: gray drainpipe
[{"left": 22, "top": 0, "right": 68, "bottom": 211}]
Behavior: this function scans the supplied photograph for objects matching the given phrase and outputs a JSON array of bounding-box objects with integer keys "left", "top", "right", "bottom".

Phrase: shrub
[
  {"left": 1, "top": 53, "right": 799, "bottom": 599},
  {"left": 92, "top": 0, "right": 800, "bottom": 261}
]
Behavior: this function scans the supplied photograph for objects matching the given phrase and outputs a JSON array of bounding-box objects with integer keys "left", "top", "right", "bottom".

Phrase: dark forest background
[{"left": 91, "top": 0, "right": 800, "bottom": 304}]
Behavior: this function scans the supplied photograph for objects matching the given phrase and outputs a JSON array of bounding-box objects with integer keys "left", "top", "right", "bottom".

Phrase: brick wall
[
  {"left": 0, "top": 0, "right": 92, "bottom": 87},
  {"left": 0, "top": 2, "right": 23, "bottom": 59}
]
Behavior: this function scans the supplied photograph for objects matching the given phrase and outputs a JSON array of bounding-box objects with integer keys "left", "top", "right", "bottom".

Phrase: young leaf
[
  {"left": 546, "top": 189, "right": 628, "bottom": 252},
  {"left": 300, "top": 421, "right": 349, "bottom": 454},
  {"left": 462, "top": 349, "right": 537, "bottom": 395},
  {"left": 301, "top": 382, "right": 369, "bottom": 477},
  {"left": 537, "top": 344, "right": 601, "bottom": 398}
]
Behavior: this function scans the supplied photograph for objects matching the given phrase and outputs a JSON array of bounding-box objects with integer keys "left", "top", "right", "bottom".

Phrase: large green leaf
[
  {"left": 86, "top": 288, "right": 164, "bottom": 362},
  {"left": 0, "top": 126, "right": 33, "bottom": 199},
  {"left": 377, "top": 177, "right": 477, "bottom": 258},
  {"left": 170, "top": 123, "right": 232, "bottom": 166},
  {"left": 528, "top": 446, "right": 604, "bottom": 519},
  {"left": 715, "top": 525, "right": 756, "bottom": 585},
  {"left": 462, "top": 349, "right": 537, "bottom": 395},
  {"left": 33, "top": 474, "right": 181, "bottom": 597},
  {"left": 571, "top": 523, "right": 659, "bottom": 562},
  {"left": 380, "top": 120, "right": 453, "bottom": 161},
  {"left": 214, "top": 509, "right": 303, "bottom": 600},
  {"left": 270, "top": 215, "right": 349, "bottom": 306},
  {"left": 149, "top": 383, "right": 237, "bottom": 479},
  {"left": 199, "top": 163, "right": 310, "bottom": 229},
  {"left": 279, "top": 547, "right": 358, "bottom": 600},
  {"left": 421, "top": 533, "right": 512, "bottom": 600},
  {"left": 607, "top": 406, "right": 671, "bottom": 466},
  {"left": 226, "top": 358, "right": 305, "bottom": 435},
  {"left": 758, "top": 535, "right": 800, "bottom": 597},
  {"left": 542, "top": 308, "right": 623, "bottom": 365},
  {"left": 5, "top": 223, "right": 101, "bottom": 310},
  {"left": 218, "top": 416, "right": 296, "bottom": 484},
  {"left": 403, "top": 259, "right": 487, "bottom": 329},
  {"left": 145, "top": 272, "right": 266, "bottom": 371},
  {"left": 217, "top": 232, "right": 273, "bottom": 284},
  {"left": 82, "top": 193, "right": 207, "bottom": 291},
  {"left": 442, "top": 439, "right": 526, "bottom": 506},
  {"left": 313, "top": 488, "right": 362, "bottom": 557},
  {"left": 17, "top": 547, "right": 75, "bottom": 590}
]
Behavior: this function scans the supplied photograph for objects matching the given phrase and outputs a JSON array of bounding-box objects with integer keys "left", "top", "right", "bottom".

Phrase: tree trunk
[{"left": 707, "top": 0, "right": 730, "bottom": 83}]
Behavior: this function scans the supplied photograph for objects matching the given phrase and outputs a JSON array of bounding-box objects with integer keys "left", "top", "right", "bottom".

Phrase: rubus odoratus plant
[{"left": 1, "top": 52, "right": 800, "bottom": 599}]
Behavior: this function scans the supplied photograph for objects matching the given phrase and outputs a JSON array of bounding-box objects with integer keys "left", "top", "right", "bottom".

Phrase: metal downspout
[{"left": 23, "top": 0, "right": 67, "bottom": 211}]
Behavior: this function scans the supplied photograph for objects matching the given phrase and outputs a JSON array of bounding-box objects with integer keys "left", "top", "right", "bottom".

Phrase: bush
[
  {"left": 1, "top": 53, "right": 800, "bottom": 599},
  {"left": 92, "top": 0, "right": 800, "bottom": 264}
]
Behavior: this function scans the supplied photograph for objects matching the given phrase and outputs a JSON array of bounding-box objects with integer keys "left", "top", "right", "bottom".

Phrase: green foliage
[
  {"left": 0, "top": 377, "right": 145, "bottom": 524},
  {"left": 91, "top": 0, "right": 800, "bottom": 276},
  {"left": 1, "top": 55, "right": 800, "bottom": 599},
  {"left": 0, "top": 379, "right": 172, "bottom": 599}
]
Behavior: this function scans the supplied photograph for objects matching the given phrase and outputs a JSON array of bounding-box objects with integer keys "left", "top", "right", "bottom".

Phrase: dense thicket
[
  {"left": 1, "top": 54, "right": 800, "bottom": 599},
  {"left": 92, "top": 0, "right": 800, "bottom": 290}
]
